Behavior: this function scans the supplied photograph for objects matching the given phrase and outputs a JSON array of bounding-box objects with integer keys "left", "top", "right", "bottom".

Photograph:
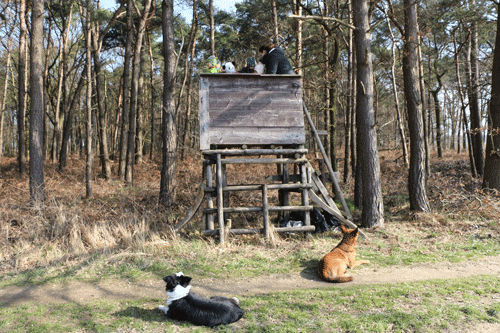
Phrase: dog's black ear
[{"left": 179, "top": 275, "right": 192, "bottom": 287}]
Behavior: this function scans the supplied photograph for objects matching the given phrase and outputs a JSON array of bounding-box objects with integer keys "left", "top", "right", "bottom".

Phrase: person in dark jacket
[
  {"left": 238, "top": 57, "right": 258, "bottom": 73},
  {"left": 259, "top": 44, "right": 295, "bottom": 75}
]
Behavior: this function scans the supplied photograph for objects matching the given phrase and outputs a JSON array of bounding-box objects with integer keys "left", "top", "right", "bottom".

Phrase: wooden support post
[
  {"left": 282, "top": 162, "right": 290, "bottom": 224},
  {"left": 277, "top": 154, "right": 283, "bottom": 222},
  {"left": 300, "top": 155, "right": 310, "bottom": 228},
  {"left": 222, "top": 163, "right": 230, "bottom": 222},
  {"left": 216, "top": 153, "right": 225, "bottom": 244},
  {"left": 262, "top": 184, "right": 269, "bottom": 241},
  {"left": 205, "top": 162, "right": 214, "bottom": 230}
]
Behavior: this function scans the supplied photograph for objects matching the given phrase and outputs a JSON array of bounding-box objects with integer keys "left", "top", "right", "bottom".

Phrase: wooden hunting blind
[
  {"left": 199, "top": 74, "right": 305, "bottom": 149},
  {"left": 175, "top": 73, "right": 360, "bottom": 243}
]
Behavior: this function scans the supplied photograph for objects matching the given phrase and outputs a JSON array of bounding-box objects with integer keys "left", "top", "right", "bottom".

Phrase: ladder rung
[
  {"left": 202, "top": 148, "right": 308, "bottom": 156},
  {"left": 217, "top": 158, "right": 308, "bottom": 165},
  {"left": 204, "top": 205, "right": 313, "bottom": 214},
  {"left": 204, "top": 225, "right": 316, "bottom": 236},
  {"left": 205, "top": 183, "right": 312, "bottom": 192}
]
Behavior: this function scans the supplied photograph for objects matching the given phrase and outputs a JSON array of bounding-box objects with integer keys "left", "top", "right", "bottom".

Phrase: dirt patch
[{"left": 2, "top": 255, "right": 500, "bottom": 307}]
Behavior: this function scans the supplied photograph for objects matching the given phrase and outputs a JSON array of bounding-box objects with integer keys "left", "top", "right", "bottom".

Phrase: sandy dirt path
[
  {"left": 2, "top": 256, "right": 500, "bottom": 332},
  {"left": 1, "top": 255, "right": 500, "bottom": 307}
]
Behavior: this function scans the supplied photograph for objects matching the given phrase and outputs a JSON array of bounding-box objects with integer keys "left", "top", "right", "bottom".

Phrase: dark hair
[{"left": 259, "top": 43, "right": 275, "bottom": 53}]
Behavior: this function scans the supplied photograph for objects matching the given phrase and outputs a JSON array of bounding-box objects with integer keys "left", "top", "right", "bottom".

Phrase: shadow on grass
[
  {"left": 114, "top": 306, "right": 166, "bottom": 323},
  {"left": 300, "top": 259, "right": 322, "bottom": 281}
]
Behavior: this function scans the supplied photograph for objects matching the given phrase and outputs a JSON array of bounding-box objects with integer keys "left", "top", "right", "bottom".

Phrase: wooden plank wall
[{"left": 199, "top": 74, "right": 305, "bottom": 150}]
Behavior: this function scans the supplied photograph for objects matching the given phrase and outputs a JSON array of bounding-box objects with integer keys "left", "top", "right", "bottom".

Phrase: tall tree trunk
[
  {"left": 30, "top": 0, "right": 46, "bottom": 203},
  {"left": 209, "top": 0, "right": 215, "bottom": 55},
  {"left": 328, "top": 38, "right": 340, "bottom": 177},
  {"left": 292, "top": 0, "right": 303, "bottom": 75},
  {"left": 385, "top": 12, "right": 408, "bottom": 167},
  {"left": 483, "top": 3, "right": 500, "bottom": 190},
  {"left": 18, "top": 0, "right": 27, "bottom": 176},
  {"left": 0, "top": 38, "right": 12, "bottom": 162},
  {"left": 181, "top": 0, "right": 199, "bottom": 160},
  {"left": 119, "top": 0, "right": 134, "bottom": 179},
  {"left": 113, "top": 75, "right": 124, "bottom": 158},
  {"left": 148, "top": 36, "right": 156, "bottom": 160},
  {"left": 82, "top": 1, "right": 93, "bottom": 198},
  {"left": 430, "top": 63, "right": 445, "bottom": 158},
  {"left": 344, "top": 0, "right": 354, "bottom": 182},
  {"left": 323, "top": 3, "right": 331, "bottom": 161},
  {"left": 136, "top": 38, "right": 146, "bottom": 164},
  {"left": 59, "top": 64, "right": 87, "bottom": 172},
  {"left": 467, "top": 0, "right": 484, "bottom": 176},
  {"left": 417, "top": 18, "right": 430, "bottom": 174},
  {"left": 431, "top": 89, "right": 443, "bottom": 158},
  {"left": 159, "top": 0, "right": 178, "bottom": 208},
  {"left": 352, "top": 0, "right": 384, "bottom": 228},
  {"left": 52, "top": 0, "right": 73, "bottom": 163},
  {"left": 403, "top": 0, "right": 430, "bottom": 213},
  {"left": 126, "top": 0, "right": 152, "bottom": 185},
  {"left": 92, "top": 9, "right": 111, "bottom": 180},
  {"left": 453, "top": 31, "right": 477, "bottom": 177},
  {"left": 272, "top": 0, "right": 279, "bottom": 43}
]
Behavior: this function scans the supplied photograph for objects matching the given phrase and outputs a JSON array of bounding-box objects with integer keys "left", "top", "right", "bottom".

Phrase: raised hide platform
[{"left": 174, "top": 74, "right": 356, "bottom": 244}]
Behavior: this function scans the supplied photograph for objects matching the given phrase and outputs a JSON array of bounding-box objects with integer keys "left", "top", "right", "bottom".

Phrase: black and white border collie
[{"left": 159, "top": 272, "right": 244, "bottom": 327}]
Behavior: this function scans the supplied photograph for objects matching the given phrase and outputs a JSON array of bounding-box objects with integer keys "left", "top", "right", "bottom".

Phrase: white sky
[{"left": 99, "top": 0, "right": 243, "bottom": 21}]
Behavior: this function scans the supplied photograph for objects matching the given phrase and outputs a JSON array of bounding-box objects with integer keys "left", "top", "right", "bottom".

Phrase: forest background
[{"left": 1, "top": 0, "right": 500, "bottom": 262}]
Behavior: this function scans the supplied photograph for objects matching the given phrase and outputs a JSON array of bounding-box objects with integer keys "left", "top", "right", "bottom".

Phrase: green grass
[
  {"left": 2, "top": 218, "right": 500, "bottom": 332},
  {"left": 1, "top": 276, "right": 499, "bottom": 332}
]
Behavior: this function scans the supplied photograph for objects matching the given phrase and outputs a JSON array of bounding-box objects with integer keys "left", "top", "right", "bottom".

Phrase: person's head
[
  {"left": 259, "top": 43, "right": 275, "bottom": 57},
  {"left": 206, "top": 55, "right": 220, "bottom": 69},
  {"left": 246, "top": 57, "right": 257, "bottom": 68}
]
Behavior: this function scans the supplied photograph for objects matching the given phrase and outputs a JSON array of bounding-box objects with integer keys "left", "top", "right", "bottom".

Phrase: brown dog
[{"left": 317, "top": 225, "right": 369, "bottom": 283}]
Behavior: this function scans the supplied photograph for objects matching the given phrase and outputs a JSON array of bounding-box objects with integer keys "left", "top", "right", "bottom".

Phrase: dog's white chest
[{"left": 158, "top": 284, "right": 191, "bottom": 314}]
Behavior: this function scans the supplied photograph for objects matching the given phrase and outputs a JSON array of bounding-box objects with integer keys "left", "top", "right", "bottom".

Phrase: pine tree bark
[
  {"left": 82, "top": 1, "right": 93, "bottom": 198},
  {"left": 483, "top": 3, "right": 500, "bottom": 190},
  {"left": 272, "top": 0, "right": 279, "bottom": 43},
  {"left": 30, "top": 0, "right": 46, "bottom": 203},
  {"left": 59, "top": 64, "right": 86, "bottom": 172},
  {"left": 148, "top": 36, "right": 156, "bottom": 160},
  {"left": 0, "top": 37, "right": 12, "bottom": 162},
  {"left": 91, "top": 11, "right": 111, "bottom": 180},
  {"left": 467, "top": 0, "right": 484, "bottom": 176},
  {"left": 345, "top": 0, "right": 354, "bottom": 182},
  {"left": 453, "top": 31, "right": 477, "bottom": 177},
  {"left": 180, "top": 0, "right": 199, "bottom": 160},
  {"left": 292, "top": 0, "right": 303, "bottom": 75},
  {"left": 119, "top": 0, "right": 134, "bottom": 180},
  {"left": 352, "top": 0, "right": 384, "bottom": 228},
  {"left": 159, "top": 0, "right": 178, "bottom": 208},
  {"left": 126, "top": 0, "right": 152, "bottom": 185},
  {"left": 136, "top": 40, "right": 146, "bottom": 164},
  {"left": 209, "top": 0, "right": 215, "bottom": 55},
  {"left": 403, "top": 0, "right": 430, "bottom": 213},
  {"left": 18, "top": 0, "right": 27, "bottom": 176}
]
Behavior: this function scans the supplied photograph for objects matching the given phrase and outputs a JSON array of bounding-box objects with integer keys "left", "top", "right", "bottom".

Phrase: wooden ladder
[{"left": 202, "top": 147, "right": 315, "bottom": 244}]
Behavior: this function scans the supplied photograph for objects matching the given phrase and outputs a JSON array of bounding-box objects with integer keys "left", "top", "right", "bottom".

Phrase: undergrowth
[{"left": 1, "top": 150, "right": 499, "bottom": 283}]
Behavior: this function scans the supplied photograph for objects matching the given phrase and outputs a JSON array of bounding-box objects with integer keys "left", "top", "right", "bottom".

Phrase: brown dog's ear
[
  {"left": 179, "top": 275, "right": 192, "bottom": 287},
  {"left": 340, "top": 224, "right": 348, "bottom": 233}
]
